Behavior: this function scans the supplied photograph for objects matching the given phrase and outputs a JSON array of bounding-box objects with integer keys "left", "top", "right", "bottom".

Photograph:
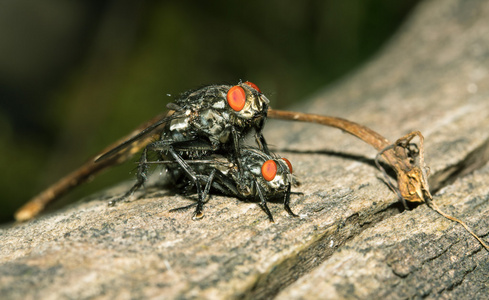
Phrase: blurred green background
[{"left": 0, "top": 0, "right": 421, "bottom": 223}]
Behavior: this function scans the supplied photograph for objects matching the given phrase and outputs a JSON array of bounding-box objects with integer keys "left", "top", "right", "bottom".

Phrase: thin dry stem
[
  {"left": 267, "top": 109, "right": 390, "bottom": 150},
  {"left": 268, "top": 109, "right": 488, "bottom": 251},
  {"left": 268, "top": 109, "right": 431, "bottom": 203},
  {"left": 429, "top": 201, "right": 489, "bottom": 250},
  {"left": 15, "top": 113, "right": 167, "bottom": 221}
]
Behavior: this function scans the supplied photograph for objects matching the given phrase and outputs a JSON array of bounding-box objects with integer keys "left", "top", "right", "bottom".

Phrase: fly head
[{"left": 240, "top": 148, "right": 293, "bottom": 199}]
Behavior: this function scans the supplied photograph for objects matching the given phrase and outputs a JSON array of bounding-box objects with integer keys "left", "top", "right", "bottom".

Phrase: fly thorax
[{"left": 194, "top": 108, "right": 228, "bottom": 144}]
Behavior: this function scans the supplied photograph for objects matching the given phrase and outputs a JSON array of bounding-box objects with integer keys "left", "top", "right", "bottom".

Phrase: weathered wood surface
[
  {"left": 2, "top": 0, "right": 489, "bottom": 299},
  {"left": 277, "top": 162, "right": 489, "bottom": 299}
]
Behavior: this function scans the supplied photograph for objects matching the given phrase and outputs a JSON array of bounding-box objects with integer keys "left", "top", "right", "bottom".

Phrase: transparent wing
[{"left": 94, "top": 111, "right": 180, "bottom": 162}]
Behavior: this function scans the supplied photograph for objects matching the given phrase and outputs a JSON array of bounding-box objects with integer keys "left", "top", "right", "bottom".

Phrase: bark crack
[
  {"left": 429, "top": 137, "right": 489, "bottom": 194},
  {"left": 239, "top": 136, "right": 489, "bottom": 299},
  {"left": 238, "top": 202, "right": 401, "bottom": 300}
]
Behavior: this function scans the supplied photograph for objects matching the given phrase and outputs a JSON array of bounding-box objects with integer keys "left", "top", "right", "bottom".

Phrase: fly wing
[{"left": 94, "top": 111, "right": 179, "bottom": 162}]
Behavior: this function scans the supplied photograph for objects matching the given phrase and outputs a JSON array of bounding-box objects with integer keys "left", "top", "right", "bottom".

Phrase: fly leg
[
  {"left": 230, "top": 126, "right": 250, "bottom": 193},
  {"left": 255, "top": 180, "right": 274, "bottom": 222},
  {"left": 148, "top": 141, "right": 206, "bottom": 219},
  {"left": 169, "top": 169, "right": 216, "bottom": 216},
  {"left": 230, "top": 126, "right": 244, "bottom": 176},
  {"left": 200, "top": 169, "right": 216, "bottom": 212},
  {"left": 108, "top": 148, "right": 149, "bottom": 206},
  {"left": 283, "top": 184, "right": 298, "bottom": 217},
  {"left": 253, "top": 115, "right": 270, "bottom": 154},
  {"left": 255, "top": 130, "right": 270, "bottom": 155}
]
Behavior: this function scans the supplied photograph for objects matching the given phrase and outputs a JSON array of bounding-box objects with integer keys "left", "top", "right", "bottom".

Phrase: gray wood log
[{"left": 2, "top": 0, "right": 489, "bottom": 299}]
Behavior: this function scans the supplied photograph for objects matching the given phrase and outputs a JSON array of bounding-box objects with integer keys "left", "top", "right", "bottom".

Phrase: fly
[
  {"left": 97, "top": 81, "right": 271, "bottom": 215},
  {"left": 152, "top": 147, "right": 298, "bottom": 221}
]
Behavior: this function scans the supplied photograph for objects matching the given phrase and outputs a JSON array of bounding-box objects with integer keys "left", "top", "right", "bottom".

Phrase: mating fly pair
[{"left": 96, "top": 81, "right": 298, "bottom": 221}]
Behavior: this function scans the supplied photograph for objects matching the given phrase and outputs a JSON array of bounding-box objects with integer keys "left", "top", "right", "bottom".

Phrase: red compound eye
[
  {"left": 227, "top": 85, "right": 246, "bottom": 111},
  {"left": 261, "top": 160, "right": 278, "bottom": 181},
  {"left": 281, "top": 158, "right": 293, "bottom": 174},
  {"left": 244, "top": 81, "right": 261, "bottom": 93}
]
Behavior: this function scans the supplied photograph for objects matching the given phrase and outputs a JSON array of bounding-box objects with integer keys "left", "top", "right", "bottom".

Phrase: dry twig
[
  {"left": 268, "top": 109, "right": 488, "bottom": 250},
  {"left": 268, "top": 110, "right": 430, "bottom": 204},
  {"left": 14, "top": 113, "right": 167, "bottom": 222}
]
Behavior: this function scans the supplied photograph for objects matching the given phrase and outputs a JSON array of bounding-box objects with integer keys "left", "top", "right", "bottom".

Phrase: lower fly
[{"left": 127, "top": 147, "right": 299, "bottom": 222}]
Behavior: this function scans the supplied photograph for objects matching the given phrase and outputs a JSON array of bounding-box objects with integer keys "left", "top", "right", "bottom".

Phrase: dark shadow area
[
  {"left": 279, "top": 147, "right": 422, "bottom": 212},
  {"left": 278, "top": 148, "right": 387, "bottom": 171}
]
